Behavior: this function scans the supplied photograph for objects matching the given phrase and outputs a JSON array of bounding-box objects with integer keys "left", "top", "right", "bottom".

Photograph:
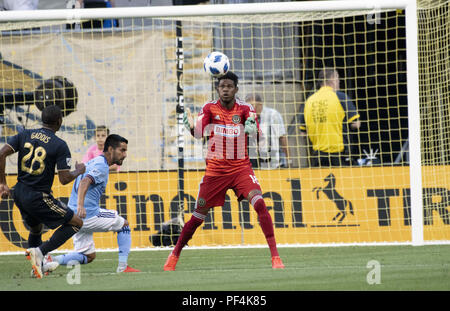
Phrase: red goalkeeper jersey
[{"left": 193, "top": 98, "right": 258, "bottom": 177}]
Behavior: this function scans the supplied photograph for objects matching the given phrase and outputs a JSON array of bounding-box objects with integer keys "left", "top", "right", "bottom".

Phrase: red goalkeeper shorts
[{"left": 195, "top": 166, "right": 262, "bottom": 209}]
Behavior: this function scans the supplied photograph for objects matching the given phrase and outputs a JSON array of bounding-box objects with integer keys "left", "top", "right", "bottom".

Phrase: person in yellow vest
[{"left": 300, "top": 68, "right": 361, "bottom": 167}]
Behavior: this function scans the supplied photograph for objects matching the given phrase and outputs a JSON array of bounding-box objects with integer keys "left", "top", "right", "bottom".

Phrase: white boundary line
[{"left": 1, "top": 241, "right": 449, "bottom": 256}]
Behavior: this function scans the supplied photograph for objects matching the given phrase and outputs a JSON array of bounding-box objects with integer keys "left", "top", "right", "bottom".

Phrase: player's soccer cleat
[
  {"left": 43, "top": 255, "right": 59, "bottom": 275},
  {"left": 163, "top": 253, "right": 179, "bottom": 271},
  {"left": 25, "top": 248, "right": 44, "bottom": 279},
  {"left": 271, "top": 256, "right": 285, "bottom": 269},
  {"left": 30, "top": 255, "right": 60, "bottom": 278},
  {"left": 117, "top": 265, "right": 141, "bottom": 273}
]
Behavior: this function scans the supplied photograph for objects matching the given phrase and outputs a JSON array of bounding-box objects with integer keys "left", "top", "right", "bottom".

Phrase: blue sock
[
  {"left": 117, "top": 226, "right": 131, "bottom": 265},
  {"left": 54, "top": 252, "right": 88, "bottom": 265}
]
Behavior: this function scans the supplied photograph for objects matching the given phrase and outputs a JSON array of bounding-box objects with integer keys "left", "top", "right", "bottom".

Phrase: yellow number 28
[{"left": 21, "top": 142, "right": 47, "bottom": 175}]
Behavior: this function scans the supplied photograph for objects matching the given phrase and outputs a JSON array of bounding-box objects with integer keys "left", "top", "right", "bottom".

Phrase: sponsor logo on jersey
[{"left": 213, "top": 124, "right": 241, "bottom": 137}]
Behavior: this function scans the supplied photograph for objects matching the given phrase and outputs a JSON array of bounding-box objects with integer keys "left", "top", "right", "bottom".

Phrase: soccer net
[{"left": 0, "top": 0, "right": 448, "bottom": 253}]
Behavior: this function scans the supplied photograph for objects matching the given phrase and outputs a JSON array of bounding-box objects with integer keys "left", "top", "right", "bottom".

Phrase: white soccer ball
[{"left": 203, "top": 52, "right": 230, "bottom": 77}]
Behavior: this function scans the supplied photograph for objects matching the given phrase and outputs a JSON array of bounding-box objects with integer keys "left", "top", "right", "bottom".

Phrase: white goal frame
[{"left": 0, "top": 0, "right": 423, "bottom": 245}]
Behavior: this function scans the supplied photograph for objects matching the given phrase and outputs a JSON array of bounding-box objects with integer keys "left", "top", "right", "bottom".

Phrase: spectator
[
  {"left": 246, "top": 93, "right": 290, "bottom": 169},
  {"left": 2, "top": 0, "right": 39, "bottom": 10},
  {"left": 300, "top": 68, "right": 361, "bottom": 167},
  {"left": 77, "top": 0, "right": 118, "bottom": 28},
  {"left": 83, "top": 125, "right": 120, "bottom": 171},
  {"left": 76, "top": 0, "right": 115, "bottom": 7}
]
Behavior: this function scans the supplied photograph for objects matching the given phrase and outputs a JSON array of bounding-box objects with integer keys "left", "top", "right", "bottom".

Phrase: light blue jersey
[{"left": 68, "top": 155, "right": 109, "bottom": 219}]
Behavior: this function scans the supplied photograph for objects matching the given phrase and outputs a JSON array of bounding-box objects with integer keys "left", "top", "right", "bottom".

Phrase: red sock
[
  {"left": 172, "top": 212, "right": 205, "bottom": 257},
  {"left": 251, "top": 195, "right": 279, "bottom": 257}
]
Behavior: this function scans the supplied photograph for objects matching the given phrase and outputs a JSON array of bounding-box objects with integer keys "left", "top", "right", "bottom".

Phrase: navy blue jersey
[{"left": 7, "top": 128, "right": 72, "bottom": 193}]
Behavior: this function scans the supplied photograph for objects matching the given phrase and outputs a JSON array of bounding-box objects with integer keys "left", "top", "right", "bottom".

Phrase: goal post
[
  {"left": 0, "top": 0, "right": 448, "bottom": 254},
  {"left": 403, "top": 0, "right": 423, "bottom": 246}
]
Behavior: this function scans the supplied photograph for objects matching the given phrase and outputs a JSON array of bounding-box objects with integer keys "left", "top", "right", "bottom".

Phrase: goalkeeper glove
[
  {"left": 244, "top": 116, "right": 257, "bottom": 134},
  {"left": 183, "top": 110, "right": 193, "bottom": 132}
]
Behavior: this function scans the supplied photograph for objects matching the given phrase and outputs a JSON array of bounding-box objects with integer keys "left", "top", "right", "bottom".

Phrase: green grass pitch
[{"left": 0, "top": 245, "right": 449, "bottom": 291}]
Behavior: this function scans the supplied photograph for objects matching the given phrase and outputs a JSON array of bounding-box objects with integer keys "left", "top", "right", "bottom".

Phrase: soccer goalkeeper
[{"left": 164, "top": 71, "right": 284, "bottom": 271}]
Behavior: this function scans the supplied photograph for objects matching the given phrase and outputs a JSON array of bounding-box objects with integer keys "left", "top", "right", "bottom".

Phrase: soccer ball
[{"left": 203, "top": 52, "right": 230, "bottom": 77}]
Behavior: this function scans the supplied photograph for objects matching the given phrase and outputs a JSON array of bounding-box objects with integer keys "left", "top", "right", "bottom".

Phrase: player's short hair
[
  {"left": 318, "top": 68, "right": 339, "bottom": 85},
  {"left": 217, "top": 71, "right": 239, "bottom": 87},
  {"left": 245, "top": 93, "right": 262, "bottom": 103},
  {"left": 41, "top": 105, "right": 62, "bottom": 126},
  {"left": 103, "top": 134, "right": 128, "bottom": 152},
  {"left": 95, "top": 125, "right": 110, "bottom": 135}
]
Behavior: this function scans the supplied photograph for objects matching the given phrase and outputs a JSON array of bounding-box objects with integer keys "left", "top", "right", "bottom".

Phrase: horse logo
[{"left": 313, "top": 173, "right": 354, "bottom": 223}]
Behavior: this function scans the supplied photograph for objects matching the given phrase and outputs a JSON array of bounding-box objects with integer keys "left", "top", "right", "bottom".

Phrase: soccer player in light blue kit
[{"left": 52, "top": 134, "right": 140, "bottom": 273}]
